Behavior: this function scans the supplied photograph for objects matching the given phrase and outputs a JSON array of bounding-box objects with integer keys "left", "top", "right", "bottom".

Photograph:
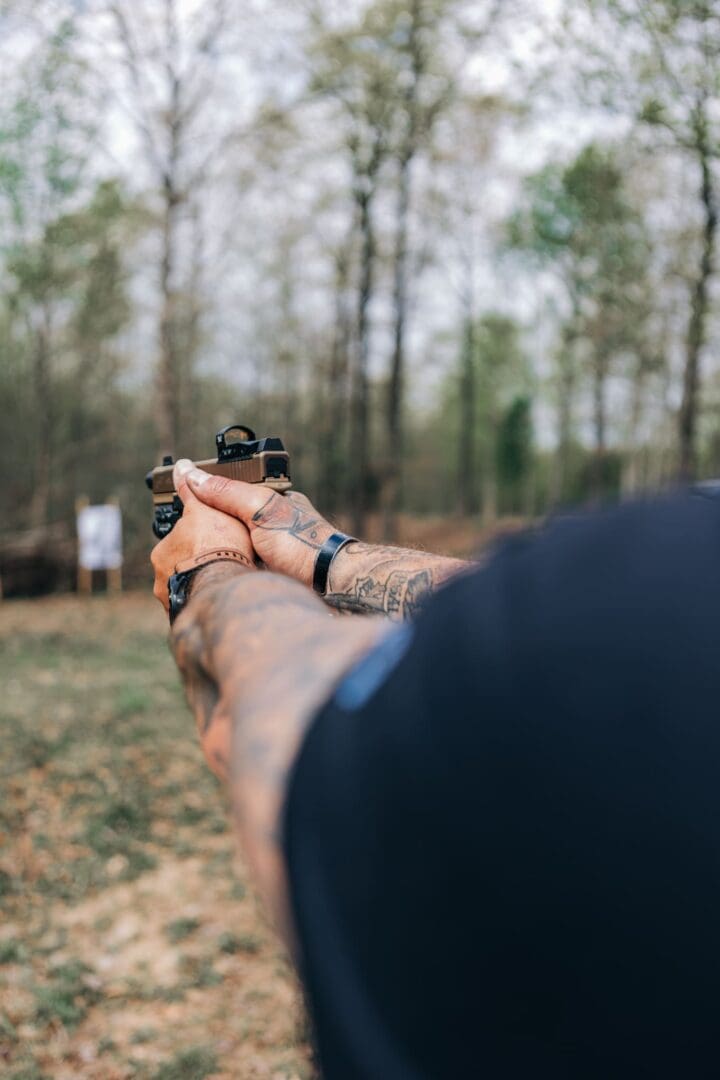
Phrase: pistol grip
[{"left": 153, "top": 495, "right": 184, "bottom": 539}]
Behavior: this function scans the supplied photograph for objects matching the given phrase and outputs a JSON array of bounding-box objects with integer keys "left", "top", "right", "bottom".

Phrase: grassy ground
[{"left": 0, "top": 594, "right": 314, "bottom": 1080}]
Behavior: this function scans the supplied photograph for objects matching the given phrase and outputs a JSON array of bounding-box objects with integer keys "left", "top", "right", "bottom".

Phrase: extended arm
[
  {"left": 180, "top": 464, "right": 468, "bottom": 621},
  {"left": 150, "top": 461, "right": 460, "bottom": 937},
  {"left": 170, "top": 564, "right": 385, "bottom": 940},
  {"left": 324, "top": 541, "right": 465, "bottom": 619}
]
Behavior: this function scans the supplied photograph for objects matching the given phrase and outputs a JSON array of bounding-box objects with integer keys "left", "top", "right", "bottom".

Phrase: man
[{"left": 152, "top": 461, "right": 720, "bottom": 1079}]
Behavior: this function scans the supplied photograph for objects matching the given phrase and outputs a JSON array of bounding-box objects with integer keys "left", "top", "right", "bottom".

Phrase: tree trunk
[
  {"left": 180, "top": 202, "right": 204, "bottom": 456},
  {"left": 481, "top": 426, "right": 497, "bottom": 528},
  {"left": 29, "top": 313, "right": 52, "bottom": 528},
  {"left": 622, "top": 360, "right": 646, "bottom": 497},
  {"left": 381, "top": 0, "right": 424, "bottom": 540},
  {"left": 349, "top": 189, "right": 376, "bottom": 537},
  {"left": 593, "top": 354, "right": 607, "bottom": 457},
  {"left": 587, "top": 352, "right": 613, "bottom": 498},
  {"left": 156, "top": 0, "right": 183, "bottom": 461},
  {"left": 552, "top": 345, "right": 576, "bottom": 507},
  {"left": 319, "top": 243, "right": 353, "bottom": 514},
  {"left": 381, "top": 150, "right": 413, "bottom": 540},
  {"left": 678, "top": 113, "right": 717, "bottom": 480},
  {"left": 591, "top": 351, "right": 609, "bottom": 497},
  {"left": 156, "top": 177, "right": 182, "bottom": 461},
  {"left": 457, "top": 316, "right": 478, "bottom": 516}
]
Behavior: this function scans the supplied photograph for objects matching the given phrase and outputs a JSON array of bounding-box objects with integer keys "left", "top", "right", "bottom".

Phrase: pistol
[{"left": 146, "top": 423, "right": 292, "bottom": 539}]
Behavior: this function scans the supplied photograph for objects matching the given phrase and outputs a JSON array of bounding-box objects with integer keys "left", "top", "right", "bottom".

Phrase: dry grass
[
  {"left": 0, "top": 516, "right": 517, "bottom": 1077},
  {"left": 0, "top": 594, "right": 314, "bottom": 1079}
]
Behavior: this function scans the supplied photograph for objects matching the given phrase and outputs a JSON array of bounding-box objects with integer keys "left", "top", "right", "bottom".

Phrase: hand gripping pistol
[{"left": 146, "top": 423, "right": 292, "bottom": 539}]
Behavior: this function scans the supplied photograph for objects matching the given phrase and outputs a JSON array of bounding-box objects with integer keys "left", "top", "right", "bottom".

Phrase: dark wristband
[
  {"left": 168, "top": 555, "right": 250, "bottom": 624},
  {"left": 313, "top": 532, "right": 357, "bottom": 595}
]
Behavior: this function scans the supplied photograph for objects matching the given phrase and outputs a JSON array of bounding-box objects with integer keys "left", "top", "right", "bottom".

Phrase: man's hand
[
  {"left": 151, "top": 459, "right": 256, "bottom": 611},
  {"left": 181, "top": 467, "right": 336, "bottom": 587},
  {"left": 181, "top": 464, "right": 469, "bottom": 620}
]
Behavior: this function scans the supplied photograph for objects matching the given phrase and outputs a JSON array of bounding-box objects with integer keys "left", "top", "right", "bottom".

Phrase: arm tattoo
[
  {"left": 170, "top": 572, "right": 383, "bottom": 931},
  {"left": 325, "top": 543, "right": 467, "bottom": 622},
  {"left": 172, "top": 618, "right": 218, "bottom": 735},
  {"left": 325, "top": 568, "right": 432, "bottom": 619},
  {"left": 168, "top": 542, "right": 465, "bottom": 935},
  {"left": 252, "top": 493, "right": 325, "bottom": 551}
]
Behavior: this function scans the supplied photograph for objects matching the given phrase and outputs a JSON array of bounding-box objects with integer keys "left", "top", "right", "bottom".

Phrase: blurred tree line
[{"left": 0, "top": 0, "right": 718, "bottom": 575}]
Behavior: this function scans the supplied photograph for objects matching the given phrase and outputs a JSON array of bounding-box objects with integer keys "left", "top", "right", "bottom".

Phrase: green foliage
[
  {"left": 0, "top": 1012, "right": 19, "bottom": 1044},
  {"left": 33, "top": 959, "right": 102, "bottom": 1028},
  {"left": 114, "top": 686, "right": 153, "bottom": 719},
  {"left": 497, "top": 396, "right": 533, "bottom": 492},
  {"left": 509, "top": 143, "right": 649, "bottom": 287},
  {"left": 475, "top": 315, "right": 528, "bottom": 402},
  {"left": 509, "top": 143, "right": 653, "bottom": 465},
  {"left": 7, "top": 1067, "right": 50, "bottom": 1080},
  {"left": 83, "top": 796, "right": 152, "bottom": 854},
  {"left": 0, "top": 939, "right": 26, "bottom": 964},
  {"left": 80, "top": 788, "right": 158, "bottom": 881},
  {"left": 165, "top": 917, "right": 201, "bottom": 944},
  {"left": 0, "top": 174, "right": 137, "bottom": 530},
  {"left": 0, "top": 0, "right": 717, "bottom": 559},
  {"left": 150, "top": 1046, "right": 219, "bottom": 1080},
  {"left": 0, "top": 16, "right": 90, "bottom": 238},
  {"left": 178, "top": 955, "right": 223, "bottom": 989},
  {"left": 130, "top": 1026, "right": 157, "bottom": 1045},
  {"left": 0, "top": 9, "right": 138, "bottom": 532},
  {"left": 217, "top": 931, "right": 262, "bottom": 955}
]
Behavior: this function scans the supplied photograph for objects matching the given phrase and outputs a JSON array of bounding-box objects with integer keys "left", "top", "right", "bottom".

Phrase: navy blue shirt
[{"left": 284, "top": 493, "right": 720, "bottom": 1078}]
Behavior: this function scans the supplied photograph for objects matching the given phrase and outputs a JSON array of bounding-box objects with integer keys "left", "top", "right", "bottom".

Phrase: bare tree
[
  {"left": 588, "top": 0, "right": 720, "bottom": 478},
  {"left": 308, "top": 7, "right": 397, "bottom": 534},
  {"left": 381, "top": 0, "right": 506, "bottom": 536},
  {"left": 100, "top": 0, "right": 234, "bottom": 459},
  {"left": 318, "top": 232, "right": 355, "bottom": 513},
  {"left": 381, "top": 0, "right": 453, "bottom": 538}
]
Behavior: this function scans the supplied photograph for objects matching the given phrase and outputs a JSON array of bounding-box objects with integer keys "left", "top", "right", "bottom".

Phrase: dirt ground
[
  {"left": 0, "top": 516, "right": 518, "bottom": 1078},
  {"left": 0, "top": 594, "right": 314, "bottom": 1080}
]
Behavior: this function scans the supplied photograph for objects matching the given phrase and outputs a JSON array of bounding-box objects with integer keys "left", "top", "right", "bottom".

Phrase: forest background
[{"left": 1, "top": 0, "right": 719, "bottom": 585}]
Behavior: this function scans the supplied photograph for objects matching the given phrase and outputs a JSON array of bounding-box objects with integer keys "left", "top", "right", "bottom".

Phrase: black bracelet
[
  {"left": 168, "top": 556, "right": 250, "bottom": 624},
  {"left": 313, "top": 532, "right": 357, "bottom": 595}
]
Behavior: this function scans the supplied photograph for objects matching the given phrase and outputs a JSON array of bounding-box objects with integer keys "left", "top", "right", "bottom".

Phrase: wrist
[
  {"left": 189, "top": 559, "right": 255, "bottom": 601},
  {"left": 289, "top": 523, "right": 337, "bottom": 588},
  {"left": 325, "top": 539, "right": 368, "bottom": 594},
  {"left": 313, "top": 532, "right": 358, "bottom": 595},
  {"left": 168, "top": 551, "right": 255, "bottom": 623}
]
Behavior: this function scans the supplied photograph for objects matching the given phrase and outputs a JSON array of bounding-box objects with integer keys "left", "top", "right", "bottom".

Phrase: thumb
[
  {"left": 183, "top": 466, "right": 272, "bottom": 527},
  {"left": 173, "top": 459, "right": 200, "bottom": 507}
]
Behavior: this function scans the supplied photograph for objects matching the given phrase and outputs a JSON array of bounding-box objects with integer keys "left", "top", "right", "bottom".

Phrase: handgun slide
[{"left": 146, "top": 424, "right": 292, "bottom": 539}]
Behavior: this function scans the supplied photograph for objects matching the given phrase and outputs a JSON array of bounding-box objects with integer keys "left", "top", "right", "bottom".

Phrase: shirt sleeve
[{"left": 283, "top": 493, "right": 720, "bottom": 1080}]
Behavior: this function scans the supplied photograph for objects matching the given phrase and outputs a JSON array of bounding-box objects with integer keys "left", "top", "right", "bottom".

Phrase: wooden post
[
  {"left": 75, "top": 496, "right": 92, "bottom": 596},
  {"left": 108, "top": 495, "right": 122, "bottom": 594}
]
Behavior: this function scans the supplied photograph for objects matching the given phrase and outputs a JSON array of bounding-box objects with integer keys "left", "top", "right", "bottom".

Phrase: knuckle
[
  {"left": 253, "top": 491, "right": 279, "bottom": 520},
  {"left": 209, "top": 475, "right": 233, "bottom": 497}
]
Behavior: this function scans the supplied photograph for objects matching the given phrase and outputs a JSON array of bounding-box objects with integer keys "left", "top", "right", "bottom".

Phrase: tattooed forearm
[
  {"left": 170, "top": 568, "right": 386, "bottom": 940},
  {"left": 171, "top": 562, "right": 254, "bottom": 782},
  {"left": 251, "top": 492, "right": 330, "bottom": 551},
  {"left": 325, "top": 543, "right": 468, "bottom": 621}
]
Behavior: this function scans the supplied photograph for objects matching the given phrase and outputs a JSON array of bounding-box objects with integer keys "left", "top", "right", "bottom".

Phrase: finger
[
  {"left": 153, "top": 576, "right": 169, "bottom": 611},
  {"left": 173, "top": 458, "right": 200, "bottom": 507},
  {"left": 184, "top": 469, "right": 275, "bottom": 527}
]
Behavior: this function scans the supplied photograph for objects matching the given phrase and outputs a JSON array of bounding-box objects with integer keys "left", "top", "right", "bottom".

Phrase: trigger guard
[{"left": 153, "top": 496, "right": 184, "bottom": 539}]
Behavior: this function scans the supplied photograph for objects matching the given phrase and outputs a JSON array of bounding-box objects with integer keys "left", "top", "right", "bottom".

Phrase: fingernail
[
  {"left": 188, "top": 468, "right": 210, "bottom": 486},
  {"left": 175, "top": 458, "right": 193, "bottom": 476}
]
